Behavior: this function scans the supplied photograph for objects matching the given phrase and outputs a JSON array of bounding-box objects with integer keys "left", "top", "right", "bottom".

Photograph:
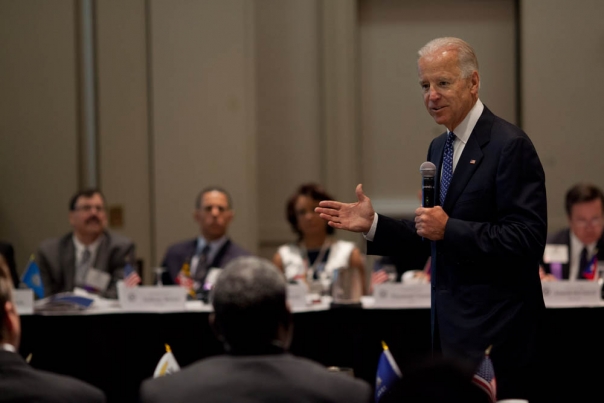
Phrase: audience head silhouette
[{"left": 209, "top": 256, "right": 292, "bottom": 354}]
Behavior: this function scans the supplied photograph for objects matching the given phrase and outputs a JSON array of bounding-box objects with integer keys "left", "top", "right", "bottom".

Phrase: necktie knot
[{"left": 440, "top": 132, "right": 456, "bottom": 206}]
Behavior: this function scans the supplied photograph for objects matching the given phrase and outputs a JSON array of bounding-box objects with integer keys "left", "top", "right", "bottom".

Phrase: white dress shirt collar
[
  {"left": 0, "top": 343, "right": 17, "bottom": 353},
  {"left": 72, "top": 233, "right": 104, "bottom": 267}
]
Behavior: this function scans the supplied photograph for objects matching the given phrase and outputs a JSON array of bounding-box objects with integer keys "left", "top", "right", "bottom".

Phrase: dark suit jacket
[
  {"left": 542, "top": 228, "right": 604, "bottom": 279},
  {"left": 36, "top": 230, "right": 135, "bottom": 298},
  {"left": 0, "top": 350, "right": 105, "bottom": 403},
  {"left": 161, "top": 237, "right": 251, "bottom": 284},
  {"left": 0, "top": 241, "right": 19, "bottom": 288},
  {"left": 139, "top": 352, "right": 372, "bottom": 403},
  {"left": 368, "top": 106, "right": 547, "bottom": 374}
]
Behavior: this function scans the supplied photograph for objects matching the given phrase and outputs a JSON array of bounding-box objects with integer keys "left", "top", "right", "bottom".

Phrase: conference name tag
[
  {"left": 84, "top": 268, "right": 111, "bottom": 292},
  {"left": 287, "top": 283, "right": 308, "bottom": 308},
  {"left": 373, "top": 283, "right": 431, "bottom": 308},
  {"left": 541, "top": 281, "right": 601, "bottom": 307},
  {"left": 543, "top": 244, "right": 569, "bottom": 264},
  {"left": 117, "top": 283, "right": 187, "bottom": 312},
  {"left": 13, "top": 289, "right": 34, "bottom": 315}
]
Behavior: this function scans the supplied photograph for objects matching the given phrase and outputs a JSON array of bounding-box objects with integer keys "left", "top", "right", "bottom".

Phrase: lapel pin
[{"left": 470, "top": 159, "right": 476, "bottom": 164}]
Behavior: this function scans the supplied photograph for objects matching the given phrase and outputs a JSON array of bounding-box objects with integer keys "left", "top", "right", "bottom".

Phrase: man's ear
[{"left": 2, "top": 301, "right": 20, "bottom": 348}]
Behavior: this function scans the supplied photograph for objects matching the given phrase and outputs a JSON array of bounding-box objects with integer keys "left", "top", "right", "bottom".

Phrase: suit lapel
[
  {"left": 95, "top": 233, "right": 110, "bottom": 273},
  {"left": 61, "top": 235, "right": 76, "bottom": 291},
  {"left": 442, "top": 107, "right": 493, "bottom": 212}
]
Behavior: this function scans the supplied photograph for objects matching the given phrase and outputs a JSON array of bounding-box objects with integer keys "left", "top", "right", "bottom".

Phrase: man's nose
[{"left": 428, "top": 86, "right": 440, "bottom": 100}]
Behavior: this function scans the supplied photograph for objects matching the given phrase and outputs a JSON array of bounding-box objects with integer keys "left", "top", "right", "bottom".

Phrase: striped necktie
[{"left": 76, "top": 248, "right": 91, "bottom": 286}]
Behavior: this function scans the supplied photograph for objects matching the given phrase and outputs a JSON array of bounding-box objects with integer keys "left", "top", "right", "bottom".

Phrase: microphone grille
[{"left": 419, "top": 161, "right": 436, "bottom": 177}]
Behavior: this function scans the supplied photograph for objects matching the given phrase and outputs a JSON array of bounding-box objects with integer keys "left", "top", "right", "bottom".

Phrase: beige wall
[
  {"left": 521, "top": 0, "right": 604, "bottom": 232},
  {"left": 2, "top": 0, "right": 603, "bottom": 279},
  {"left": 0, "top": 1, "right": 79, "bottom": 270}
]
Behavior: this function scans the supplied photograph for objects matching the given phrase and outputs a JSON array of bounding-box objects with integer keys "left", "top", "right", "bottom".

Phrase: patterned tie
[
  {"left": 76, "top": 248, "right": 91, "bottom": 287},
  {"left": 578, "top": 246, "right": 588, "bottom": 279},
  {"left": 440, "top": 132, "right": 456, "bottom": 206},
  {"left": 194, "top": 244, "right": 212, "bottom": 283}
]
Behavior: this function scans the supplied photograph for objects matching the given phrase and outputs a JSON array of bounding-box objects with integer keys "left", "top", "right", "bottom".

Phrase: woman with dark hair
[{"left": 272, "top": 183, "right": 367, "bottom": 295}]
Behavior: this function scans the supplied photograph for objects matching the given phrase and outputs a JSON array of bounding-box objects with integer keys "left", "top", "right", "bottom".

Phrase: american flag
[
  {"left": 582, "top": 253, "right": 598, "bottom": 280},
  {"left": 124, "top": 262, "right": 142, "bottom": 287},
  {"left": 472, "top": 346, "right": 497, "bottom": 403}
]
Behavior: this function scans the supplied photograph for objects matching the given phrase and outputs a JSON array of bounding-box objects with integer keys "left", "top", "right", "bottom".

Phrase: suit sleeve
[
  {"left": 443, "top": 135, "right": 547, "bottom": 262},
  {"left": 105, "top": 240, "right": 136, "bottom": 299},
  {"left": 36, "top": 247, "right": 56, "bottom": 297}
]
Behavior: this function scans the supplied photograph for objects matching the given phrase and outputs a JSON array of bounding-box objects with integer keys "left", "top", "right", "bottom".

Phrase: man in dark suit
[
  {"left": 541, "top": 183, "right": 604, "bottom": 280},
  {"left": 0, "top": 242, "right": 19, "bottom": 288},
  {"left": 160, "top": 186, "right": 250, "bottom": 295},
  {"left": 0, "top": 259, "right": 105, "bottom": 403},
  {"left": 36, "top": 189, "right": 135, "bottom": 298},
  {"left": 140, "top": 256, "right": 372, "bottom": 403},
  {"left": 316, "top": 37, "right": 547, "bottom": 401}
]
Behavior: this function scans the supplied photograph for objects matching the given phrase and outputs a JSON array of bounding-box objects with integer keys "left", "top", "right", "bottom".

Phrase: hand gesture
[{"left": 315, "top": 184, "right": 375, "bottom": 233}]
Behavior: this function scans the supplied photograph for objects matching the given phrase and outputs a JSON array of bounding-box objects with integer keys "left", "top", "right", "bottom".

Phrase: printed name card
[
  {"left": 541, "top": 281, "right": 602, "bottom": 307},
  {"left": 373, "top": 283, "right": 431, "bottom": 308},
  {"left": 287, "top": 283, "right": 308, "bottom": 308},
  {"left": 118, "top": 283, "right": 187, "bottom": 312},
  {"left": 13, "top": 289, "right": 34, "bottom": 315}
]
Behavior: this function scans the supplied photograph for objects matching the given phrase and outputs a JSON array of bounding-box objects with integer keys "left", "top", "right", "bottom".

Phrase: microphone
[{"left": 419, "top": 162, "right": 436, "bottom": 208}]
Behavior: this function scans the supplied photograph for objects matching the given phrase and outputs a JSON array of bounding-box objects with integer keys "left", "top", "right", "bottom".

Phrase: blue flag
[
  {"left": 375, "top": 341, "right": 403, "bottom": 402},
  {"left": 21, "top": 258, "right": 45, "bottom": 298}
]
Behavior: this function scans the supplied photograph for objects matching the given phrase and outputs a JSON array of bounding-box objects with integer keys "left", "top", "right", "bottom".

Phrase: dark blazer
[
  {"left": 542, "top": 228, "right": 604, "bottom": 279},
  {"left": 36, "top": 230, "right": 135, "bottom": 298},
  {"left": 161, "top": 237, "right": 251, "bottom": 284},
  {"left": 0, "top": 241, "right": 19, "bottom": 288},
  {"left": 368, "top": 106, "right": 547, "bottom": 379},
  {"left": 139, "top": 352, "right": 372, "bottom": 403},
  {"left": 0, "top": 350, "right": 105, "bottom": 403}
]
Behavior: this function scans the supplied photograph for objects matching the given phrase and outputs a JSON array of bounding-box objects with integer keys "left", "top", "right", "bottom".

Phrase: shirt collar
[
  {"left": 196, "top": 235, "right": 228, "bottom": 256},
  {"left": 447, "top": 99, "right": 484, "bottom": 144},
  {"left": 570, "top": 231, "right": 597, "bottom": 255},
  {"left": 72, "top": 233, "right": 104, "bottom": 255},
  {"left": 0, "top": 343, "right": 17, "bottom": 353}
]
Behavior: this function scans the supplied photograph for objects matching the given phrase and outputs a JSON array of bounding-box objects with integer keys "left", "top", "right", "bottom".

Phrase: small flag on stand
[
  {"left": 123, "top": 261, "right": 142, "bottom": 287},
  {"left": 472, "top": 345, "right": 497, "bottom": 403},
  {"left": 153, "top": 344, "right": 181, "bottom": 378},
  {"left": 21, "top": 255, "right": 45, "bottom": 299},
  {"left": 175, "top": 262, "right": 196, "bottom": 298},
  {"left": 375, "top": 341, "right": 403, "bottom": 403},
  {"left": 582, "top": 251, "right": 598, "bottom": 280}
]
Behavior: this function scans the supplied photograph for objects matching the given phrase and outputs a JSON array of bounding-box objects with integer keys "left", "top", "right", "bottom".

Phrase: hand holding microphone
[{"left": 416, "top": 162, "right": 448, "bottom": 240}]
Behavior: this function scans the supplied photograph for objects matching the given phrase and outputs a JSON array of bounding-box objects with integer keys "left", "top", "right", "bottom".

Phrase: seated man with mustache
[{"left": 36, "top": 189, "right": 135, "bottom": 298}]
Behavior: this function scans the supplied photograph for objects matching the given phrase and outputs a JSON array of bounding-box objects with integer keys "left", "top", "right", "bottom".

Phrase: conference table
[{"left": 18, "top": 296, "right": 604, "bottom": 403}]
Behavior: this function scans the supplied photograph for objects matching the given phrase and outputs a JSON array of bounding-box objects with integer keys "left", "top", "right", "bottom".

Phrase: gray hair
[
  {"left": 210, "top": 256, "right": 288, "bottom": 350},
  {"left": 418, "top": 37, "right": 479, "bottom": 79}
]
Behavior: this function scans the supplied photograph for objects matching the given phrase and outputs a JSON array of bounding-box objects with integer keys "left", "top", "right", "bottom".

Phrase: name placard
[
  {"left": 287, "top": 283, "right": 308, "bottom": 308},
  {"left": 118, "top": 283, "right": 187, "bottom": 312},
  {"left": 13, "top": 289, "right": 34, "bottom": 315},
  {"left": 542, "top": 281, "right": 602, "bottom": 307},
  {"left": 373, "top": 283, "right": 431, "bottom": 308}
]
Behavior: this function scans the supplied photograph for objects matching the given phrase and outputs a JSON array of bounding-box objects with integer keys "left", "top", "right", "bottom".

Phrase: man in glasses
[
  {"left": 541, "top": 183, "right": 604, "bottom": 280},
  {"left": 36, "top": 189, "right": 135, "bottom": 298}
]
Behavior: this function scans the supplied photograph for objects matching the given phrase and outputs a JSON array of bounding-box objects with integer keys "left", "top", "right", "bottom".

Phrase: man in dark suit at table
[
  {"left": 140, "top": 256, "right": 372, "bottom": 403},
  {"left": 36, "top": 189, "right": 135, "bottom": 298},
  {"left": 0, "top": 241, "right": 19, "bottom": 288},
  {"left": 316, "top": 37, "right": 547, "bottom": 401},
  {"left": 160, "top": 186, "right": 250, "bottom": 292},
  {"left": 0, "top": 259, "right": 105, "bottom": 403},
  {"left": 541, "top": 183, "right": 604, "bottom": 280}
]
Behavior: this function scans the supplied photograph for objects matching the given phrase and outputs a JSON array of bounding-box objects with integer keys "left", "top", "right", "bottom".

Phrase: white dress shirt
[
  {"left": 190, "top": 236, "right": 228, "bottom": 277},
  {"left": 72, "top": 234, "right": 103, "bottom": 269},
  {"left": 569, "top": 232, "right": 597, "bottom": 281}
]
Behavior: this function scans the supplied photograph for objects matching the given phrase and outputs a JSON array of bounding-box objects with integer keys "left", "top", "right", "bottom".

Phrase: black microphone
[{"left": 419, "top": 162, "right": 436, "bottom": 208}]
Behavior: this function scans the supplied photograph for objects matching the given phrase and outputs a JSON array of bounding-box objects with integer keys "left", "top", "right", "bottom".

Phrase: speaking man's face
[{"left": 418, "top": 49, "right": 479, "bottom": 132}]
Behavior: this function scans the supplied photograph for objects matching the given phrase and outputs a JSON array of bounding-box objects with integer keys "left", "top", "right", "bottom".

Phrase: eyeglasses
[
  {"left": 74, "top": 205, "right": 105, "bottom": 213},
  {"left": 572, "top": 217, "right": 604, "bottom": 228}
]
